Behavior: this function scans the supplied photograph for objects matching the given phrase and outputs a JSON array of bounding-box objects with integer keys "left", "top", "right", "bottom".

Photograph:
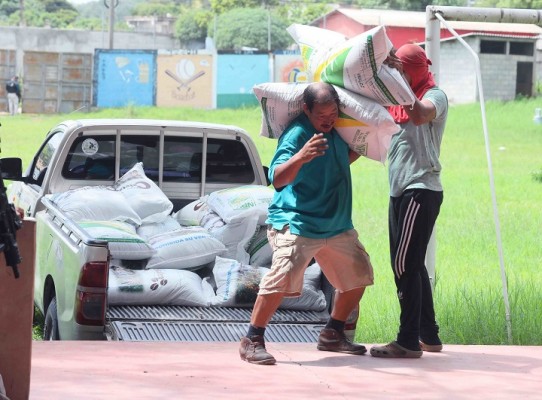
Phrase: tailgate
[{"left": 106, "top": 305, "right": 328, "bottom": 342}]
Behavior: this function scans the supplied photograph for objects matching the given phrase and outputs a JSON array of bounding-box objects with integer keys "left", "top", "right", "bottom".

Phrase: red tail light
[{"left": 75, "top": 261, "right": 108, "bottom": 326}]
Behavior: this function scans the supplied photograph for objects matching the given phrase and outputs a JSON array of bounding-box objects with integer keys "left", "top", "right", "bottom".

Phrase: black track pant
[{"left": 389, "top": 189, "right": 443, "bottom": 350}]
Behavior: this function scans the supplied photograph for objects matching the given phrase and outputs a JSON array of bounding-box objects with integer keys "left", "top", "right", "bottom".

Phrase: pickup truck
[{"left": 4, "top": 118, "right": 358, "bottom": 342}]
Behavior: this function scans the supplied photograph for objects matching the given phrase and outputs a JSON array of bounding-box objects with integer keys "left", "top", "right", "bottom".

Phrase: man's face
[{"left": 304, "top": 101, "right": 339, "bottom": 133}]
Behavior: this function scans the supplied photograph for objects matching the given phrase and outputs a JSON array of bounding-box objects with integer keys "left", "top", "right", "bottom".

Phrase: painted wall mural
[
  {"left": 94, "top": 49, "right": 156, "bottom": 108},
  {"left": 156, "top": 54, "right": 214, "bottom": 108},
  {"left": 216, "top": 53, "right": 269, "bottom": 108},
  {"left": 273, "top": 54, "right": 308, "bottom": 83}
]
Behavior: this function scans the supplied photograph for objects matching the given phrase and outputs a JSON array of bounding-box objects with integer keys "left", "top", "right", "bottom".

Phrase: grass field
[{"left": 1, "top": 98, "right": 541, "bottom": 345}]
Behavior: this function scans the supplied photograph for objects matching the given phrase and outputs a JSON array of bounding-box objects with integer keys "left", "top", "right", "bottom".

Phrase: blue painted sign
[{"left": 94, "top": 49, "right": 156, "bottom": 107}]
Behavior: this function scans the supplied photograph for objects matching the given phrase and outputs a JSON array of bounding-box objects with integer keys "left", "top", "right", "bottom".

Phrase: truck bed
[{"left": 106, "top": 305, "right": 328, "bottom": 342}]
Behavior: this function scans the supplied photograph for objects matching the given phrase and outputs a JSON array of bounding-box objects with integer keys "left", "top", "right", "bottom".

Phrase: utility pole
[
  {"left": 104, "top": 0, "right": 118, "bottom": 49},
  {"left": 19, "top": 0, "right": 25, "bottom": 27}
]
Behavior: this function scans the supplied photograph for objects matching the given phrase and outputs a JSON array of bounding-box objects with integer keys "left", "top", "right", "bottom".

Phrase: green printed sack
[
  {"left": 287, "top": 24, "right": 415, "bottom": 106},
  {"left": 253, "top": 82, "right": 400, "bottom": 163}
]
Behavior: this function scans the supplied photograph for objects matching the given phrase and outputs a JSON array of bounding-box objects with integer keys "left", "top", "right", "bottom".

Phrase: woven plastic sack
[
  {"left": 206, "top": 185, "right": 274, "bottom": 225},
  {"left": 108, "top": 266, "right": 213, "bottom": 306},
  {"left": 210, "top": 256, "right": 268, "bottom": 307},
  {"left": 47, "top": 186, "right": 141, "bottom": 226},
  {"left": 287, "top": 24, "right": 415, "bottom": 106},
  {"left": 78, "top": 220, "right": 155, "bottom": 260},
  {"left": 146, "top": 226, "right": 226, "bottom": 271},
  {"left": 254, "top": 82, "right": 399, "bottom": 163},
  {"left": 246, "top": 225, "right": 273, "bottom": 268},
  {"left": 136, "top": 215, "right": 182, "bottom": 240},
  {"left": 173, "top": 195, "right": 210, "bottom": 226},
  {"left": 114, "top": 162, "right": 173, "bottom": 223}
]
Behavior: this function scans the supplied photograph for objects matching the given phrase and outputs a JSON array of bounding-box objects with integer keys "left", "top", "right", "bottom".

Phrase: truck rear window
[{"left": 62, "top": 135, "right": 254, "bottom": 184}]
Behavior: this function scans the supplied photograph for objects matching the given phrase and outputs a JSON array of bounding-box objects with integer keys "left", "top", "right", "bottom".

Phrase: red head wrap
[{"left": 388, "top": 44, "right": 436, "bottom": 124}]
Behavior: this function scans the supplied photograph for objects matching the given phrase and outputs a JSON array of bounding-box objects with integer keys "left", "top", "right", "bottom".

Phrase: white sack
[
  {"left": 287, "top": 24, "right": 415, "bottom": 106},
  {"left": 137, "top": 215, "right": 182, "bottom": 240},
  {"left": 204, "top": 210, "right": 259, "bottom": 264},
  {"left": 146, "top": 226, "right": 226, "bottom": 271},
  {"left": 211, "top": 257, "right": 326, "bottom": 311},
  {"left": 280, "top": 263, "right": 327, "bottom": 311},
  {"left": 78, "top": 220, "right": 155, "bottom": 260},
  {"left": 108, "top": 266, "right": 212, "bottom": 306},
  {"left": 173, "top": 196, "right": 210, "bottom": 226},
  {"left": 114, "top": 162, "right": 173, "bottom": 223},
  {"left": 47, "top": 186, "right": 141, "bottom": 225},
  {"left": 206, "top": 185, "right": 274, "bottom": 225},
  {"left": 211, "top": 256, "right": 268, "bottom": 307},
  {"left": 254, "top": 82, "right": 399, "bottom": 163},
  {"left": 246, "top": 225, "right": 273, "bottom": 268}
]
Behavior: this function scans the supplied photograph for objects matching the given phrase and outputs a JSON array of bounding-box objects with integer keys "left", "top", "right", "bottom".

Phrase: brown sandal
[
  {"left": 370, "top": 341, "right": 423, "bottom": 358},
  {"left": 420, "top": 341, "right": 443, "bottom": 352}
]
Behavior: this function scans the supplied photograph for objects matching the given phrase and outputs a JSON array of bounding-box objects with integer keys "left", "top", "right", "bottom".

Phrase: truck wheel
[{"left": 43, "top": 297, "right": 60, "bottom": 340}]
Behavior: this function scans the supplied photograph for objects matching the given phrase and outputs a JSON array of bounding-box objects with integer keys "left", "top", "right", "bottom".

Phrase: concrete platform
[{"left": 29, "top": 342, "right": 542, "bottom": 399}]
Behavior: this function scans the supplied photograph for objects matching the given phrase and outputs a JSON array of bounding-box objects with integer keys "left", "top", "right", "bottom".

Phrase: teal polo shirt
[{"left": 266, "top": 113, "right": 353, "bottom": 239}]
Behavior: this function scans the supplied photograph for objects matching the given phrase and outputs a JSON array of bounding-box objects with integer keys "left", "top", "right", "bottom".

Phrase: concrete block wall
[
  {"left": 439, "top": 38, "right": 478, "bottom": 104},
  {"left": 480, "top": 53, "right": 517, "bottom": 102}
]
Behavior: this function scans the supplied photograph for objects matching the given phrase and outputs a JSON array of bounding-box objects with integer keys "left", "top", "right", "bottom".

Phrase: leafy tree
[
  {"left": 131, "top": 0, "right": 179, "bottom": 17},
  {"left": 212, "top": 7, "right": 291, "bottom": 51},
  {"left": 209, "top": 0, "right": 279, "bottom": 15},
  {"left": 9, "top": 0, "right": 77, "bottom": 27},
  {"left": 275, "top": 0, "right": 332, "bottom": 26},
  {"left": 472, "top": 0, "right": 542, "bottom": 8},
  {"left": 69, "top": 16, "right": 103, "bottom": 30},
  {"left": 354, "top": 0, "right": 466, "bottom": 10},
  {"left": 75, "top": 0, "right": 145, "bottom": 21},
  {"left": 175, "top": 8, "right": 211, "bottom": 45},
  {"left": 43, "top": 0, "right": 76, "bottom": 13},
  {"left": 0, "top": 0, "right": 19, "bottom": 17}
]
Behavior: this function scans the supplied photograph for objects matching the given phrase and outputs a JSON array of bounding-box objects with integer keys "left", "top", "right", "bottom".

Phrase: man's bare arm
[
  {"left": 272, "top": 133, "right": 328, "bottom": 189},
  {"left": 403, "top": 98, "right": 436, "bottom": 126}
]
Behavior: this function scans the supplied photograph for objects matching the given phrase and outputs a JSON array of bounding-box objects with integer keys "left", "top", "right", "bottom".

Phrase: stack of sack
[
  {"left": 47, "top": 162, "right": 226, "bottom": 308},
  {"left": 254, "top": 24, "right": 415, "bottom": 164},
  {"left": 46, "top": 164, "right": 328, "bottom": 311}
]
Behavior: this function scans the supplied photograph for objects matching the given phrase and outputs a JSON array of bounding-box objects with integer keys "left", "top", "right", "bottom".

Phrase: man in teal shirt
[{"left": 239, "top": 82, "right": 374, "bottom": 365}]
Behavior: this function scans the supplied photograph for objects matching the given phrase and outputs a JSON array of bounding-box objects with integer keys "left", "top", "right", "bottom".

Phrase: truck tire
[{"left": 43, "top": 297, "right": 60, "bottom": 340}]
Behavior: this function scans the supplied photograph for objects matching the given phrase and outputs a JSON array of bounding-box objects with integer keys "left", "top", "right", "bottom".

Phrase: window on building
[
  {"left": 480, "top": 40, "right": 506, "bottom": 54},
  {"left": 509, "top": 42, "right": 534, "bottom": 56}
]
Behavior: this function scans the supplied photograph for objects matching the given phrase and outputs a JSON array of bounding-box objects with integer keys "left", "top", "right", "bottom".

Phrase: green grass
[{"left": 2, "top": 98, "right": 541, "bottom": 345}]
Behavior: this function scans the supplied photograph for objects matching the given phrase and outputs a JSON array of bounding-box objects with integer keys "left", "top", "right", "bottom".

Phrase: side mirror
[{"left": 0, "top": 158, "right": 23, "bottom": 181}]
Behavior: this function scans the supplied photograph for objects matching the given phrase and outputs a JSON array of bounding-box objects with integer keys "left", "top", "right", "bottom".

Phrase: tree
[
  {"left": 175, "top": 8, "right": 211, "bottom": 45},
  {"left": 473, "top": 0, "right": 542, "bottom": 8},
  {"left": 209, "top": 0, "right": 279, "bottom": 15},
  {"left": 0, "top": 0, "right": 19, "bottom": 17},
  {"left": 9, "top": 0, "right": 77, "bottom": 27},
  {"left": 132, "top": 0, "right": 179, "bottom": 17},
  {"left": 43, "top": 0, "right": 76, "bottom": 13},
  {"left": 69, "top": 17, "right": 103, "bottom": 30},
  {"left": 275, "top": 0, "right": 332, "bottom": 26},
  {"left": 354, "top": 0, "right": 466, "bottom": 10},
  {"left": 212, "top": 7, "right": 291, "bottom": 51}
]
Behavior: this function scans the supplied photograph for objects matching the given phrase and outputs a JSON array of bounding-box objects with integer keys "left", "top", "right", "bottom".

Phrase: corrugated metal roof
[
  {"left": 328, "top": 8, "right": 542, "bottom": 35},
  {"left": 440, "top": 31, "right": 541, "bottom": 43}
]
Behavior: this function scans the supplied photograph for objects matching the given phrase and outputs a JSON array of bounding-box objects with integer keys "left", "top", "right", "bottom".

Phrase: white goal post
[{"left": 424, "top": 6, "right": 542, "bottom": 343}]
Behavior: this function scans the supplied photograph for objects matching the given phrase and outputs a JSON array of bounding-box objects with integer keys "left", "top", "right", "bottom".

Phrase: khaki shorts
[{"left": 259, "top": 226, "right": 374, "bottom": 297}]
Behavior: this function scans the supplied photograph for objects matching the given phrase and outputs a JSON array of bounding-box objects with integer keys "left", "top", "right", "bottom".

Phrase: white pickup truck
[{"left": 4, "top": 119, "right": 358, "bottom": 342}]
